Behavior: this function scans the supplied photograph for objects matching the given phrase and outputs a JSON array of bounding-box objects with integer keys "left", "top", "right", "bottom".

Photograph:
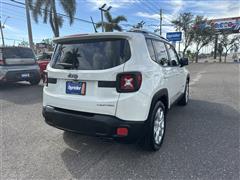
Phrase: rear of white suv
[
  {"left": 43, "top": 33, "right": 149, "bottom": 141},
  {"left": 43, "top": 31, "right": 190, "bottom": 151}
]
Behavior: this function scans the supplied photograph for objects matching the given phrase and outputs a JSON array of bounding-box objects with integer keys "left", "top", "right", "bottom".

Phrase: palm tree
[
  {"left": 96, "top": 11, "right": 127, "bottom": 32},
  {"left": 28, "top": 0, "right": 76, "bottom": 37}
]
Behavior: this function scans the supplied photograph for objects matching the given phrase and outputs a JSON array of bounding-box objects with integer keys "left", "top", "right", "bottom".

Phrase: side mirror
[{"left": 179, "top": 58, "right": 189, "bottom": 67}]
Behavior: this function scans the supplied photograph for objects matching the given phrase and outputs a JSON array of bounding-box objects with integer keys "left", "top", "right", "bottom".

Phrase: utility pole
[
  {"left": 214, "top": 34, "right": 218, "bottom": 59},
  {"left": 159, "top": 9, "right": 162, "bottom": 36},
  {"left": 0, "top": 21, "right": 5, "bottom": 46},
  {"left": 0, "top": 16, "right": 11, "bottom": 46},
  {"left": 25, "top": 0, "right": 34, "bottom": 49},
  {"left": 99, "top": 4, "right": 112, "bottom": 32}
]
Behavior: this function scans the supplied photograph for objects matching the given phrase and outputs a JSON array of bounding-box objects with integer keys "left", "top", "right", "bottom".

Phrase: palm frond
[
  {"left": 95, "top": 22, "right": 102, "bottom": 29},
  {"left": 113, "top": 16, "right": 127, "bottom": 23},
  {"left": 43, "top": 5, "right": 49, "bottom": 23},
  {"left": 60, "top": 0, "right": 76, "bottom": 25},
  {"left": 56, "top": 15, "right": 63, "bottom": 28},
  {"left": 114, "top": 24, "right": 122, "bottom": 32},
  {"left": 104, "top": 11, "right": 112, "bottom": 22}
]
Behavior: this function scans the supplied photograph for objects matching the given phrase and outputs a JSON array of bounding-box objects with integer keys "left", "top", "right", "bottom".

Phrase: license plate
[
  {"left": 21, "top": 73, "right": 30, "bottom": 78},
  {"left": 66, "top": 81, "right": 86, "bottom": 95}
]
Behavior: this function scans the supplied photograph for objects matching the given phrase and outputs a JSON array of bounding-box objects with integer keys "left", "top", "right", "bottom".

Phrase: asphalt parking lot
[{"left": 0, "top": 63, "right": 239, "bottom": 180}]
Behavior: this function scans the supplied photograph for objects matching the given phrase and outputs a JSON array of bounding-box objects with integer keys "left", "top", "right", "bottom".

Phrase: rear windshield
[
  {"left": 52, "top": 38, "right": 131, "bottom": 70},
  {"left": 3, "top": 48, "right": 35, "bottom": 59}
]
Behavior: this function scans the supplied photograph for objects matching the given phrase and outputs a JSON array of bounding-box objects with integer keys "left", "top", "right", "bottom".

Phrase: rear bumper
[
  {"left": 0, "top": 69, "right": 40, "bottom": 82},
  {"left": 43, "top": 106, "right": 147, "bottom": 142}
]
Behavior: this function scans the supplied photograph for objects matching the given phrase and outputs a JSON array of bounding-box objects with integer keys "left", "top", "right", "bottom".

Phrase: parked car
[
  {"left": 36, "top": 52, "right": 52, "bottom": 80},
  {"left": 42, "top": 30, "right": 190, "bottom": 151},
  {"left": 0, "top": 46, "right": 41, "bottom": 85}
]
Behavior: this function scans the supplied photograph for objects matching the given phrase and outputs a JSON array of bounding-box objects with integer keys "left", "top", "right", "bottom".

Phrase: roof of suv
[{"left": 53, "top": 30, "right": 169, "bottom": 43}]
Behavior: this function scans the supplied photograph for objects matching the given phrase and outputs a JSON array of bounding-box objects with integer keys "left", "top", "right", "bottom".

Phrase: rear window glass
[
  {"left": 3, "top": 48, "right": 35, "bottom": 59},
  {"left": 52, "top": 38, "right": 131, "bottom": 70}
]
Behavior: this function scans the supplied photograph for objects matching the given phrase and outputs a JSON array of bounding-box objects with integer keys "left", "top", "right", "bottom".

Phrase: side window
[
  {"left": 166, "top": 44, "right": 179, "bottom": 66},
  {"left": 146, "top": 39, "right": 156, "bottom": 61},
  {"left": 152, "top": 40, "right": 169, "bottom": 66}
]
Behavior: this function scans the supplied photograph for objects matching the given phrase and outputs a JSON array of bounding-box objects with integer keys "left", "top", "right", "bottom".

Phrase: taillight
[
  {"left": 116, "top": 127, "right": 128, "bottom": 136},
  {"left": 117, "top": 72, "right": 142, "bottom": 93},
  {"left": 43, "top": 71, "right": 48, "bottom": 86},
  {"left": 0, "top": 59, "right": 5, "bottom": 65}
]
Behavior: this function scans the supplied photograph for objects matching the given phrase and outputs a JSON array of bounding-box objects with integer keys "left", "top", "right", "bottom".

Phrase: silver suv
[{"left": 0, "top": 46, "right": 41, "bottom": 85}]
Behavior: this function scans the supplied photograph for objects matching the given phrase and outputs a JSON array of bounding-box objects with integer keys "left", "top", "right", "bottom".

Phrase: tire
[
  {"left": 144, "top": 101, "right": 166, "bottom": 151},
  {"left": 178, "top": 81, "right": 189, "bottom": 106},
  {"left": 29, "top": 78, "right": 40, "bottom": 85}
]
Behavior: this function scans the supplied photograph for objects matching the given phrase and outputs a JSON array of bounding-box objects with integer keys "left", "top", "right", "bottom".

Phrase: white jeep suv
[{"left": 42, "top": 30, "right": 190, "bottom": 151}]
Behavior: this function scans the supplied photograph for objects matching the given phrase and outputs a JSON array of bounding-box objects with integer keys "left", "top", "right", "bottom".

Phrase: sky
[{"left": 0, "top": 0, "right": 240, "bottom": 46}]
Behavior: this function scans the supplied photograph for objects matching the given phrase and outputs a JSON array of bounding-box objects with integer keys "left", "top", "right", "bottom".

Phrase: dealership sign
[
  {"left": 208, "top": 17, "right": 240, "bottom": 33},
  {"left": 166, "top": 32, "right": 182, "bottom": 41}
]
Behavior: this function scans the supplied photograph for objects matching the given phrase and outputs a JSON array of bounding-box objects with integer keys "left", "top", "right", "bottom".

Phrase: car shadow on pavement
[
  {"left": 0, "top": 82, "right": 43, "bottom": 105},
  {"left": 60, "top": 99, "right": 239, "bottom": 179}
]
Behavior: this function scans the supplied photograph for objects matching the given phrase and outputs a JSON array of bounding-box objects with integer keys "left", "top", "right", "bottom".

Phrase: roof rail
[{"left": 128, "top": 29, "right": 168, "bottom": 41}]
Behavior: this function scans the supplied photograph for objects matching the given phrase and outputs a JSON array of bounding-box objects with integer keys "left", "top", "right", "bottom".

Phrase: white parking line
[{"left": 190, "top": 71, "right": 206, "bottom": 86}]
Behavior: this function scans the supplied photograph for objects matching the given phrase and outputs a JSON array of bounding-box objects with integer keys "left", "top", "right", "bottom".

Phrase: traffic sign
[{"left": 166, "top": 32, "right": 182, "bottom": 41}]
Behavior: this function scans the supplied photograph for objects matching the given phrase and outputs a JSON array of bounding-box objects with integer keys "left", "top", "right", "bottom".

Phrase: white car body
[{"left": 42, "top": 30, "right": 190, "bottom": 147}]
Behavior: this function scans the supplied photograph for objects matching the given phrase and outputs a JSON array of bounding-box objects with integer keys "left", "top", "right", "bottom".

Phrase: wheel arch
[{"left": 148, "top": 88, "right": 169, "bottom": 119}]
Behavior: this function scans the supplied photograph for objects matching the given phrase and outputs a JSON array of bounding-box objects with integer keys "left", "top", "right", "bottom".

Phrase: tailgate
[{"left": 43, "top": 37, "right": 131, "bottom": 116}]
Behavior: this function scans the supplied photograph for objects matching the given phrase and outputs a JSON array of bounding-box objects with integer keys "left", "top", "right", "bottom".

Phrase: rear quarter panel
[{"left": 115, "top": 35, "right": 168, "bottom": 121}]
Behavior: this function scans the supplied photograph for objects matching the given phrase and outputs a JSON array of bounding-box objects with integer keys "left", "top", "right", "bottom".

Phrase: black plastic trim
[
  {"left": 48, "top": 78, "right": 57, "bottom": 84},
  {"left": 98, "top": 81, "right": 116, "bottom": 88},
  {"left": 148, "top": 88, "right": 169, "bottom": 118},
  {"left": 43, "top": 106, "right": 146, "bottom": 142}
]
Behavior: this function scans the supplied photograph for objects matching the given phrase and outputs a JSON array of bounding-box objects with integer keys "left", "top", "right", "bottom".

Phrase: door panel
[
  {"left": 162, "top": 67, "right": 179, "bottom": 103},
  {"left": 165, "top": 43, "right": 183, "bottom": 100}
]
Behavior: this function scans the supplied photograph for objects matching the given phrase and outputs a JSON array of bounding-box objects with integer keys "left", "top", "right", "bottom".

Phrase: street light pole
[
  {"left": 99, "top": 4, "right": 112, "bottom": 32},
  {"left": 99, "top": 4, "right": 106, "bottom": 32},
  {"left": 101, "top": 9, "right": 104, "bottom": 32}
]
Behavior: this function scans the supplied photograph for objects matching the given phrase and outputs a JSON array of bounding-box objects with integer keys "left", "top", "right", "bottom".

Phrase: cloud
[
  {"left": 86, "top": 0, "right": 137, "bottom": 10},
  {"left": 135, "top": 12, "right": 160, "bottom": 21},
  {"left": 4, "top": 24, "right": 23, "bottom": 33},
  {"left": 135, "top": 0, "right": 240, "bottom": 23},
  {"left": 185, "top": 0, "right": 240, "bottom": 19},
  {"left": 135, "top": 12, "right": 174, "bottom": 25},
  {"left": 169, "top": 0, "right": 184, "bottom": 15}
]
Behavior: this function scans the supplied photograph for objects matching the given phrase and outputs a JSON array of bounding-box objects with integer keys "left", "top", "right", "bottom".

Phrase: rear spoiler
[{"left": 53, "top": 33, "right": 134, "bottom": 44}]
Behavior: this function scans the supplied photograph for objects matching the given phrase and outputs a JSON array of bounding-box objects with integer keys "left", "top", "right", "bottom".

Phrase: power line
[
  {"left": 134, "top": 0, "right": 157, "bottom": 15},
  {"left": 6, "top": 0, "right": 137, "bottom": 31},
  {"left": 148, "top": 1, "right": 161, "bottom": 12},
  {"left": 4, "top": 1, "right": 95, "bottom": 25},
  {"left": 139, "top": 0, "right": 159, "bottom": 14}
]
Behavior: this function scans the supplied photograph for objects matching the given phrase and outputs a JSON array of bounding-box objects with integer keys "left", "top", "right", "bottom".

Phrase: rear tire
[
  {"left": 143, "top": 101, "right": 166, "bottom": 151},
  {"left": 178, "top": 81, "right": 189, "bottom": 106},
  {"left": 29, "top": 78, "right": 40, "bottom": 85}
]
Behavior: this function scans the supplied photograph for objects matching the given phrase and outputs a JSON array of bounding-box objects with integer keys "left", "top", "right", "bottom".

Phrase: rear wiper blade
[{"left": 56, "top": 62, "right": 75, "bottom": 68}]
